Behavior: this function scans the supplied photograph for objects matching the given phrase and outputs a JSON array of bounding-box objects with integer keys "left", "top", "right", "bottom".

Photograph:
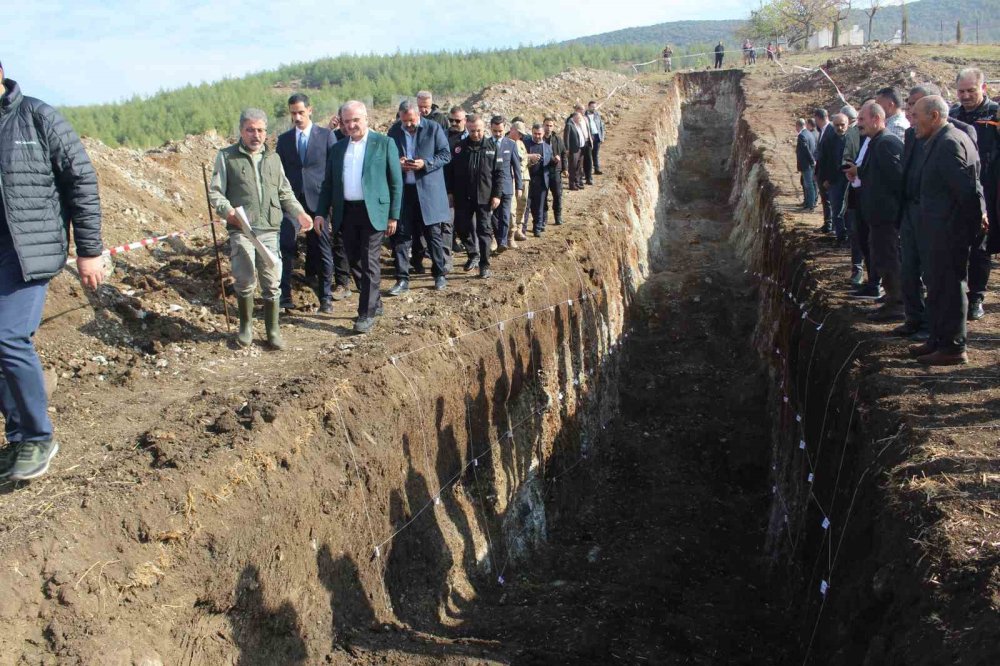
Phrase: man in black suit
[
  {"left": 543, "top": 116, "right": 567, "bottom": 226},
  {"left": 386, "top": 99, "right": 451, "bottom": 294},
  {"left": 276, "top": 93, "right": 345, "bottom": 313},
  {"left": 817, "top": 111, "right": 847, "bottom": 242},
  {"left": 446, "top": 115, "right": 503, "bottom": 278},
  {"left": 523, "top": 123, "right": 554, "bottom": 237},
  {"left": 795, "top": 118, "right": 817, "bottom": 210},
  {"left": 488, "top": 116, "right": 522, "bottom": 253},
  {"left": 908, "top": 96, "right": 988, "bottom": 365},
  {"left": 847, "top": 101, "right": 905, "bottom": 321},
  {"left": 950, "top": 68, "right": 999, "bottom": 321},
  {"left": 813, "top": 108, "right": 835, "bottom": 232},
  {"left": 896, "top": 83, "right": 980, "bottom": 340}
]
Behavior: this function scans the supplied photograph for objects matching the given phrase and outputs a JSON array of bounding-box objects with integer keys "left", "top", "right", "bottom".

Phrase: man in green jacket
[
  {"left": 209, "top": 108, "right": 313, "bottom": 350},
  {"left": 315, "top": 101, "right": 403, "bottom": 334}
]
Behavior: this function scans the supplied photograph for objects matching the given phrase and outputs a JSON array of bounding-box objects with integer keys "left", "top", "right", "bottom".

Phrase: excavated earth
[{"left": 1, "top": 50, "right": 999, "bottom": 666}]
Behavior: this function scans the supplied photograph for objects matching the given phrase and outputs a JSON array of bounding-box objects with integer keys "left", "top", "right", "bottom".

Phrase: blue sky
[{"left": 3, "top": 0, "right": 754, "bottom": 106}]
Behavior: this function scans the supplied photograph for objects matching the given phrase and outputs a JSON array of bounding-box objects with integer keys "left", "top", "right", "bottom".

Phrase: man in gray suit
[
  {"left": 908, "top": 96, "right": 988, "bottom": 366},
  {"left": 848, "top": 101, "right": 904, "bottom": 321},
  {"left": 796, "top": 118, "right": 817, "bottom": 210},
  {"left": 386, "top": 99, "right": 451, "bottom": 294},
  {"left": 489, "top": 115, "right": 522, "bottom": 253}
]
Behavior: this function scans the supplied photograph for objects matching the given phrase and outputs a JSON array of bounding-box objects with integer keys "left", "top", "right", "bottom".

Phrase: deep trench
[{"left": 447, "top": 75, "right": 792, "bottom": 663}]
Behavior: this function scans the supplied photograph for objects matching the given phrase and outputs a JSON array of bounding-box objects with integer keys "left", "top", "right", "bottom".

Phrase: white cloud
[{"left": 3, "top": 0, "right": 755, "bottom": 105}]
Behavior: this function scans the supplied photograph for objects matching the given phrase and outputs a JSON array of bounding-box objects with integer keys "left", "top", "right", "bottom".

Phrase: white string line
[
  {"left": 330, "top": 393, "right": 392, "bottom": 611},
  {"left": 390, "top": 354, "right": 436, "bottom": 480}
]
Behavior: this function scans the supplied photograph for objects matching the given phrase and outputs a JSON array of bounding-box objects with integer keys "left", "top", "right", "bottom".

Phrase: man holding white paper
[{"left": 209, "top": 108, "right": 313, "bottom": 349}]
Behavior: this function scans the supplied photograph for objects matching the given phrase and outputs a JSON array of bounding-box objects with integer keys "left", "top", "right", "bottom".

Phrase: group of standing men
[
  {"left": 796, "top": 67, "right": 998, "bottom": 365},
  {"left": 208, "top": 91, "right": 608, "bottom": 338}
]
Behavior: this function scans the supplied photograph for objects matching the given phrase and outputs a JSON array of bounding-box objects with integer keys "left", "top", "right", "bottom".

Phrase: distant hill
[
  {"left": 563, "top": 0, "right": 999, "bottom": 47},
  {"left": 849, "top": 0, "right": 999, "bottom": 44},
  {"left": 565, "top": 20, "right": 744, "bottom": 48}
]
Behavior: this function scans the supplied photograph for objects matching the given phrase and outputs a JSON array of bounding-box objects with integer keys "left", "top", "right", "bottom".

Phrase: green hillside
[
  {"left": 565, "top": 20, "right": 744, "bottom": 48},
  {"left": 565, "top": 0, "right": 999, "bottom": 48},
  {"left": 850, "top": 0, "right": 999, "bottom": 44},
  {"left": 61, "top": 44, "right": 658, "bottom": 149}
]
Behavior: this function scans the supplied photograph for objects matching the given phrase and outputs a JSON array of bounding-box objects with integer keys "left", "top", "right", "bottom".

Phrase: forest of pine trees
[{"left": 62, "top": 43, "right": 662, "bottom": 148}]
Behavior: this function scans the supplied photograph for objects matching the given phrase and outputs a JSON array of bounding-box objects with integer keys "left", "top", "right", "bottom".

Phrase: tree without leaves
[{"left": 863, "top": 0, "right": 882, "bottom": 44}]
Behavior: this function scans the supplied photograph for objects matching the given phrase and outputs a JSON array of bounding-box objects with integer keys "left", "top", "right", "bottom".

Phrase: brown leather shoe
[
  {"left": 908, "top": 342, "right": 935, "bottom": 358},
  {"left": 916, "top": 350, "right": 968, "bottom": 366}
]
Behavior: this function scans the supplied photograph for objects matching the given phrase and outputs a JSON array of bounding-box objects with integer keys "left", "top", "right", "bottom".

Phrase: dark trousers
[
  {"left": 394, "top": 185, "right": 447, "bottom": 279},
  {"left": 827, "top": 179, "right": 847, "bottom": 239},
  {"left": 967, "top": 234, "right": 990, "bottom": 303},
  {"left": 582, "top": 144, "right": 594, "bottom": 184},
  {"left": 280, "top": 214, "right": 349, "bottom": 303},
  {"left": 529, "top": 179, "right": 549, "bottom": 232},
  {"left": 869, "top": 221, "right": 901, "bottom": 302},
  {"left": 846, "top": 207, "right": 865, "bottom": 272},
  {"left": 901, "top": 204, "right": 929, "bottom": 327},
  {"left": 800, "top": 165, "right": 816, "bottom": 209},
  {"left": 568, "top": 150, "right": 584, "bottom": 189},
  {"left": 342, "top": 202, "right": 384, "bottom": 320},
  {"left": 492, "top": 193, "right": 513, "bottom": 249},
  {"left": 819, "top": 182, "right": 832, "bottom": 228},
  {"left": 926, "top": 227, "right": 971, "bottom": 353},
  {"left": 546, "top": 174, "right": 563, "bottom": 224},
  {"left": 455, "top": 200, "right": 493, "bottom": 268},
  {"left": 854, "top": 208, "right": 881, "bottom": 287},
  {"left": 715, "top": 54, "right": 723, "bottom": 68},
  {"left": 0, "top": 237, "right": 52, "bottom": 444},
  {"left": 591, "top": 135, "right": 602, "bottom": 172}
]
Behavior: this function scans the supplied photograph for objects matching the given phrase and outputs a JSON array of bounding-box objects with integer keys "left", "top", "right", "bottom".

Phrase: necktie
[{"left": 298, "top": 131, "right": 307, "bottom": 164}]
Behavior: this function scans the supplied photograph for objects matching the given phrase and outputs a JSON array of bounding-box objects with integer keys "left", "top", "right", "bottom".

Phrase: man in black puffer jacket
[{"left": 0, "top": 59, "right": 105, "bottom": 482}]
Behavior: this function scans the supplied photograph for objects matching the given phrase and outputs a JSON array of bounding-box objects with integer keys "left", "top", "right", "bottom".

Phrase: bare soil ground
[{"left": 2, "top": 47, "right": 1000, "bottom": 665}]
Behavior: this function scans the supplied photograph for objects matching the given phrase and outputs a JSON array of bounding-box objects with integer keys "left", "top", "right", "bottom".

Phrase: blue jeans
[
  {"left": 0, "top": 236, "right": 53, "bottom": 444},
  {"left": 800, "top": 166, "right": 817, "bottom": 209}
]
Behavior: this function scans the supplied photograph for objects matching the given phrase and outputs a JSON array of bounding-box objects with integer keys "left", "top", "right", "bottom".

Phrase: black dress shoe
[
  {"left": 891, "top": 321, "right": 921, "bottom": 336},
  {"left": 387, "top": 279, "right": 409, "bottom": 296},
  {"left": 479, "top": 267, "right": 492, "bottom": 279},
  {"left": 318, "top": 300, "right": 333, "bottom": 314},
  {"left": 280, "top": 296, "right": 294, "bottom": 310},
  {"left": 593, "top": 170, "right": 603, "bottom": 175},
  {"left": 968, "top": 299, "right": 985, "bottom": 320},
  {"left": 353, "top": 317, "right": 375, "bottom": 334},
  {"left": 463, "top": 258, "right": 478, "bottom": 272},
  {"left": 434, "top": 276, "right": 447, "bottom": 290},
  {"left": 851, "top": 285, "right": 882, "bottom": 299}
]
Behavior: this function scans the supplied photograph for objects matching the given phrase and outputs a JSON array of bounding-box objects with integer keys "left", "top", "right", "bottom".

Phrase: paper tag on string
[
  {"left": 821, "top": 517, "right": 830, "bottom": 530},
  {"left": 799, "top": 440, "right": 806, "bottom": 450}
]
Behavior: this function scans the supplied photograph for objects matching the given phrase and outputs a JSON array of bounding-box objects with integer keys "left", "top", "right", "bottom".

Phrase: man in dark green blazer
[{"left": 316, "top": 101, "right": 403, "bottom": 334}]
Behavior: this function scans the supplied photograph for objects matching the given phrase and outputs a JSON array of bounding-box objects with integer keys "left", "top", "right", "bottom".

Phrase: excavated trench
[{"left": 214, "top": 72, "right": 868, "bottom": 665}]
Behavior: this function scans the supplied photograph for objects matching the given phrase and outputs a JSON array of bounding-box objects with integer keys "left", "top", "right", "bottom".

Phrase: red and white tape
[{"left": 65, "top": 221, "right": 220, "bottom": 265}]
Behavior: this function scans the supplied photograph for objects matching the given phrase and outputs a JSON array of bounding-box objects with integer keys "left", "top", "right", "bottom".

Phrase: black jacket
[
  {"left": 918, "top": 123, "right": 987, "bottom": 245},
  {"left": 858, "top": 130, "right": 904, "bottom": 227},
  {"left": 0, "top": 79, "right": 102, "bottom": 281},
  {"left": 796, "top": 129, "right": 817, "bottom": 172},
  {"left": 544, "top": 131, "right": 567, "bottom": 176},
  {"left": 446, "top": 138, "right": 503, "bottom": 206},
  {"left": 816, "top": 126, "right": 845, "bottom": 185}
]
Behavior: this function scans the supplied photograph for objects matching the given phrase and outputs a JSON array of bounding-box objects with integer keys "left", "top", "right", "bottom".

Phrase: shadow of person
[
  {"left": 228, "top": 564, "right": 308, "bottom": 666},
  {"left": 316, "top": 544, "right": 377, "bottom": 649},
  {"left": 383, "top": 435, "right": 454, "bottom": 635}
]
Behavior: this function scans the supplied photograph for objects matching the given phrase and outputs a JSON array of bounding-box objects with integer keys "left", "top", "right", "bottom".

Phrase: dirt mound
[
  {"left": 783, "top": 44, "right": 962, "bottom": 107},
  {"left": 465, "top": 68, "right": 648, "bottom": 125}
]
